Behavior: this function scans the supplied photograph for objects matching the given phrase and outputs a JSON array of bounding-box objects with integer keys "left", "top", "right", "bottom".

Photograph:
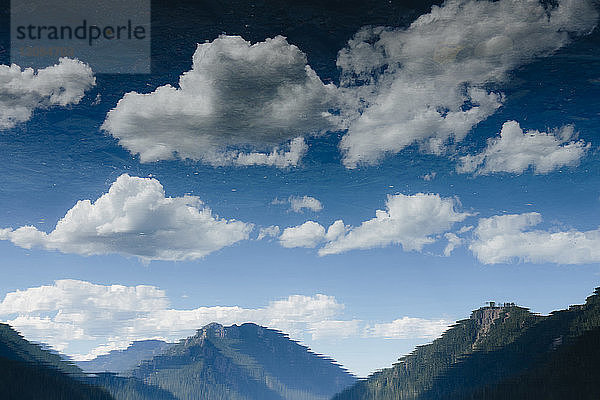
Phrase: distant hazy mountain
[
  {"left": 0, "top": 323, "right": 113, "bottom": 400},
  {"left": 333, "top": 288, "right": 600, "bottom": 400},
  {"left": 78, "top": 340, "right": 172, "bottom": 373},
  {"left": 123, "top": 322, "right": 357, "bottom": 400}
]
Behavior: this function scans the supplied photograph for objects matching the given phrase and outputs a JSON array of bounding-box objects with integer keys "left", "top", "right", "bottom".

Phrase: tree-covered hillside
[
  {"left": 88, "top": 373, "right": 179, "bottom": 400},
  {"left": 0, "top": 323, "right": 114, "bottom": 400},
  {"left": 333, "top": 288, "right": 600, "bottom": 400}
]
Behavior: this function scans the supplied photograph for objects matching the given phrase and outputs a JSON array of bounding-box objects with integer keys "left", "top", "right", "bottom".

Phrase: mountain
[
  {"left": 0, "top": 323, "right": 114, "bottom": 400},
  {"left": 88, "top": 373, "right": 179, "bottom": 400},
  {"left": 78, "top": 340, "right": 172, "bottom": 373},
  {"left": 333, "top": 288, "right": 600, "bottom": 400},
  {"left": 125, "top": 322, "right": 357, "bottom": 400}
]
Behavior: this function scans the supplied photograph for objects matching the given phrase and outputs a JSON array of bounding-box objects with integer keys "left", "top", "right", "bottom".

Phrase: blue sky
[{"left": 1, "top": 0, "right": 600, "bottom": 377}]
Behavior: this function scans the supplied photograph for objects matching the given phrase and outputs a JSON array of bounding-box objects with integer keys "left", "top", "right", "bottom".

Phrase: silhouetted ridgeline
[
  {"left": 0, "top": 323, "right": 114, "bottom": 400},
  {"left": 332, "top": 288, "right": 600, "bottom": 400}
]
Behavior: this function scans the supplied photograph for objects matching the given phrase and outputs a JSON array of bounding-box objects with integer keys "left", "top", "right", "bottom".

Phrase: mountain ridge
[
  {"left": 0, "top": 323, "right": 114, "bottom": 400},
  {"left": 333, "top": 288, "right": 600, "bottom": 400},
  {"left": 129, "top": 322, "right": 357, "bottom": 400}
]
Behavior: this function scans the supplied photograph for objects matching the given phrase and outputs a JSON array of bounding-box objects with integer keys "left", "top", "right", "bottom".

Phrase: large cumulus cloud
[
  {"left": 0, "top": 58, "right": 95, "bottom": 129},
  {"left": 102, "top": 35, "right": 338, "bottom": 166},
  {"left": 0, "top": 174, "right": 253, "bottom": 261}
]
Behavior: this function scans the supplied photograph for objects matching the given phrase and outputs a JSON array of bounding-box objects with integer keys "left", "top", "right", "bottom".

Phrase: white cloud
[
  {"left": 319, "top": 193, "right": 469, "bottom": 255},
  {"left": 423, "top": 172, "right": 437, "bottom": 181},
  {"left": 270, "top": 198, "right": 288, "bottom": 206},
  {"left": 470, "top": 212, "right": 600, "bottom": 264},
  {"left": 0, "top": 280, "right": 449, "bottom": 361},
  {"left": 102, "top": 35, "right": 338, "bottom": 165},
  {"left": 443, "top": 232, "right": 463, "bottom": 256},
  {"left": 272, "top": 195, "right": 324, "bottom": 213},
  {"left": 289, "top": 195, "right": 323, "bottom": 213},
  {"left": 279, "top": 221, "right": 326, "bottom": 248},
  {"left": 0, "top": 174, "right": 252, "bottom": 261},
  {"left": 458, "top": 121, "right": 590, "bottom": 174},
  {"left": 336, "top": 0, "right": 597, "bottom": 167},
  {"left": 325, "top": 220, "right": 348, "bottom": 242},
  {"left": 257, "top": 225, "right": 280, "bottom": 240},
  {"left": 367, "top": 317, "right": 451, "bottom": 339},
  {"left": 6, "top": 315, "right": 91, "bottom": 352},
  {"left": 0, "top": 58, "right": 95, "bottom": 129},
  {"left": 226, "top": 137, "right": 308, "bottom": 168},
  {"left": 0, "top": 279, "right": 169, "bottom": 314},
  {"left": 308, "top": 320, "right": 362, "bottom": 340}
]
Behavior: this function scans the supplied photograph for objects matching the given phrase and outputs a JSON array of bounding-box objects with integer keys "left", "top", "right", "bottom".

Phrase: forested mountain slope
[
  {"left": 0, "top": 323, "right": 114, "bottom": 400},
  {"left": 333, "top": 288, "right": 600, "bottom": 400}
]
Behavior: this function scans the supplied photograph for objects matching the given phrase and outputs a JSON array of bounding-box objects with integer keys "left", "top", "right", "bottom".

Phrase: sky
[{"left": 1, "top": 0, "right": 600, "bottom": 377}]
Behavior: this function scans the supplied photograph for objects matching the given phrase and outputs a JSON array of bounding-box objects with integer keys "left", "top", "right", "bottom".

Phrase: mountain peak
[
  {"left": 196, "top": 322, "right": 226, "bottom": 338},
  {"left": 586, "top": 288, "right": 600, "bottom": 305},
  {"left": 470, "top": 302, "right": 523, "bottom": 329},
  {"left": 133, "top": 322, "right": 356, "bottom": 400},
  {"left": 193, "top": 322, "right": 276, "bottom": 342}
]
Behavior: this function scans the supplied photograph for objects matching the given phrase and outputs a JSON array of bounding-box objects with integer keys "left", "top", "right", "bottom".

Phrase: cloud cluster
[
  {"left": 0, "top": 280, "right": 450, "bottom": 360},
  {"left": 0, "top": 174, "right": 252, "bottom": 261},
  {"left": 0, "top": 58, "right": 95, "bottom": 129},
  {"left": 99, "top": 0, "right": 596, "bottom": 169},
  {"left": 470, "top": 213, "right": 600, "bottom": 264},
  {"left": 102, "top": 35, "right": 338, "bottom": 165},
  {"left": 458, "top": 121, "right": 590, "bottom": 175},
  {"left": 337, "top": 0, "right": 597, "bottom": 167},
  {"left": 278, "top": 193, "right": 469, "bottom": 255}
]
